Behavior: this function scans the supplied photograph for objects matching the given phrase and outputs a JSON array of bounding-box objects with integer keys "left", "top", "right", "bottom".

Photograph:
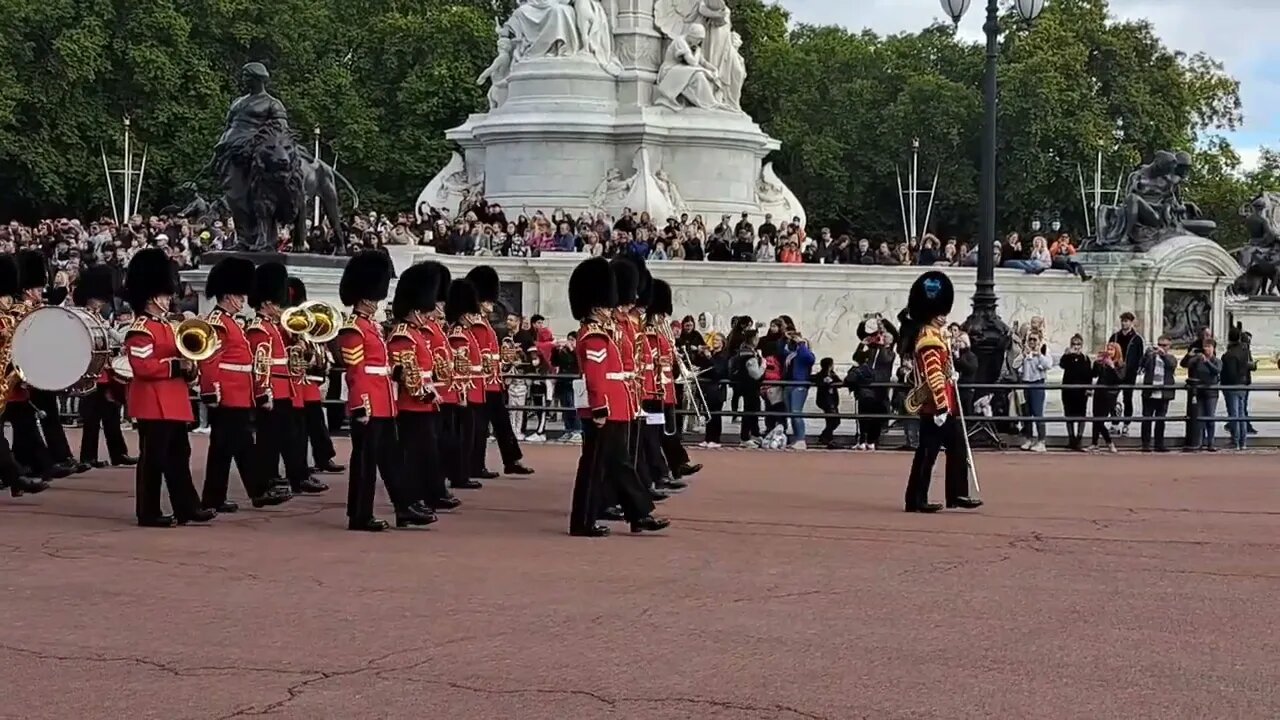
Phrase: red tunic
[
  {"left": 577, "top": 321, "right": 634, "bottom": 423},
  {"left": 452, "top": 326, "right": 486, "bottom": 406},
  {"left": 387, "top": 322, "right": 438, "bottom": 414},
  {"left": 198, "top": 308, "right": 255, "bottom": 409},
  {"left": 472, "top": 318, "right": 502, "bottom": 393},
  {"left": 292, "top": 340, "right": 325, "bottom": 405},
  {"left": 246, "top": 315, "right": 294, "bottom": 405},
  {"left": 653, "top": 329, "right": 677, "bottom": 406},
  {"left": 609, "top": 313, "right": 642, "bottom": 418},
  {"left": 338, "top": 313, "right": 396, "bottom": 419},
  {"left": 3, "top": 312, "right": 28, "bottom": 404},
  {"left": 914, "top": 325, "right": 959, "bottom": 415},
  {"left": 123, "top": 315, "right": 195, "bottom": 422},
  {"left": 422, "top": 319, "right": 459, "bottom": 406}
]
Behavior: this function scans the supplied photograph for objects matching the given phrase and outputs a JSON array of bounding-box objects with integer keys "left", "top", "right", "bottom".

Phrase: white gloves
[{"left": 934, "top": 412, "right": 948, "bottom": 427}]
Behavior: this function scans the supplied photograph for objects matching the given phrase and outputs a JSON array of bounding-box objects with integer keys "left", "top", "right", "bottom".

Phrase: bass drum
[{"left": 11, "top": 306, "right": 110, "bottom": 394}]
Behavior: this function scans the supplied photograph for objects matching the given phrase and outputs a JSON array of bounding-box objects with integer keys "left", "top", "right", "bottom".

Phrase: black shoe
[
  {"left": 472, "top": 469, "right": 499, "bottom": 480},
  {"left": 395, "top": 504, "right": 438, "bottom": 528},
  {"left": 658, "top": 476, "right": 688, "bottom": 492},
  {"left": 70, "top": 462, "right": 92, "bottom": 475},
  {"left": 250, "top": 490, "right": 291, "bottom": 508},
  {"left": 673, "top": 463, "right": 703, "bottom": 478},
  {"left": 292, "top": 477, "right": 329, "bottom": 494},
  {"left": 649, "top": 487, "right": 671, "bottom": 502},
  {"left": 1206, "top": 446, "right": 1219, "bottom": 453},
  {"left": 176, "top": 508, "right": 217, "bottom": 525},
  {"left": 630, "top": 516, "right": 670, "bottom": 533},
  {"left": 599, "top": 505, "right": 625, "bottom": 522},
  {"left": 570, "top": 524, "right": 611, "bottom": 538},
  {"left": 47, "top": 464, "right": 71, "bottom": 480},
  {"left": 86, "top": 460, "right": 108, "bottom": 469},
  {"left": 452, "top": 480, "right": 484, "bottom": 490},
  {"left": 430, "top": 495, "right": 462, "bottom": 511},
  {"left": 111, "top": 456, "right": 139, "bottom": 467},
  {"left": 209, "top": 501, "right": 239, "bottom": 514},
  {"left": 504, "top": 463, "right": 535, "bottom": 476},
  {"left": 1140, "top": 445, "right": 1152, "bottom": 453},
  {"left": 946, "top": 497, "right": 984, "bottom": 510},
  {"left": 138, "top": 515, "right": 176, "bottom": 528},
  {"left": 348, "top": 517, "right": 390, "bottom": 532},
  {"left": 9, "top": 477, "right": 50, "bottom": 497},
  {"left": 314, "top": 460, "right": 345, "bottom": 473},
  {"left": 905, "top": 503, "right": 943, "bottom": 513}
]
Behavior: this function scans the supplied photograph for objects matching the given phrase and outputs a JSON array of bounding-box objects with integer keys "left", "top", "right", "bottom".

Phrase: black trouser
[
  {"left": 738, "top": 390, "right": 761, "bottom": 441},
  {"left": 256, "top": 402, "right": 309, "bottom": 489},
  {"left": 703, "top": 388, "right": 724, "bottom": 444},
  {"left": 325, "top": 371, "right": 346, "bottom": 432},
  {"left": 0, "top": 434, "right": 21, "bottom": 486},
  {"left": 904, "top": 414, "right": 970, "bottom": 508},
  {"left": 570, "top": 420, "right": 656, "bottom": 532},
  {"left": 202, "top": 406, "right": 266, "bottom": 508},
  {"left": 79, "top": 386, "right": 129, "bottom": 463},
  {"left": 471, "top": 390, "right": 523, "bottom": 471},
  {"left": 30, "top": 388, "right": 73, "bottom": 462},
  {"left": 1120, "top": 383, "right": 1136, "bottom": 426},
  {"left": 640, "top": 420, "right": 670, "bottom": 483},
  {"left": 1092, "top": 391, "right": 1116, "bottom": 444},
  {"left": 304, "top": 400, "right": 337, "bottom": 467},
  {"left": 817, "top": 405, "right": 840, "bottom": 443},
  {"left": 5, "top": 401, "right": 54, "bottom": 480},
  {"left": 859, "top": 396, "right": 886, "bottom": 445},
  {"left": 440, "top": 404, "right": 474, "bottom": 487},
  {"left": 135, "top": 420, "right": 201, "bottom": 521},
  {"left": 1141, "top": 396, "right": 1169, "bottom": 449},
  {"left": 398, "top": 411, "right": 448, "bottom": 504},
  {"left": 1061, "top": 391, "right": 1089, "bottom": 449},
  {"left": 347, "top": 417, "right": 407, "bottom": 521},
  {"left": 660, "top": 405, "right": 690, "bottom": 468}
]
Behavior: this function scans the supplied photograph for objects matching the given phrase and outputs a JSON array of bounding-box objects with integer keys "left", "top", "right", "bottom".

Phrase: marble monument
[{"left": 417, "top": 0, "right": 805, "bottom": 227}]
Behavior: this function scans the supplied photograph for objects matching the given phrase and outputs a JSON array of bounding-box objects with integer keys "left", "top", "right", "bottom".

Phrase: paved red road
[{"left": 1, "top": 435, "right": 1276, "bottom": 720}]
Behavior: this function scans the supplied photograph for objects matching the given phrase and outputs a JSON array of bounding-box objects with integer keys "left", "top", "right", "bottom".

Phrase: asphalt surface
[{"left": 0, "top": 432, "right": 1276, "bottom": 719}]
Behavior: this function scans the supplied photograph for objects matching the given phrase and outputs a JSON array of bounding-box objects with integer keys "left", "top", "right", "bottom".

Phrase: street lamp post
[{"left": 940, "top": 0, "right": 1046, "bottom": 379}]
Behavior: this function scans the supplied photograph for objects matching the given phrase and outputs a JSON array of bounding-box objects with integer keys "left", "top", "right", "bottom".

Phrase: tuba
[
  {"left": 175, "top": 317, "right": 219, "bottom": 361},
  {"left": 281, "top": 300, "right": 342, "bottom": 344}
]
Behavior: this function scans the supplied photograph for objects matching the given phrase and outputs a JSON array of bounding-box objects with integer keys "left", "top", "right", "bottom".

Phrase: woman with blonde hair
[{"left": 1090, "top": 342, "right": 1125, "bottom": 452}]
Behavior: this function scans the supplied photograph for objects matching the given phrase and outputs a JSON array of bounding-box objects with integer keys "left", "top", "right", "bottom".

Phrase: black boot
[
  {"left": 138, "top": 514, "right": 176, "bottom": 528},
  {"left": 946, "top": 497, "right": 984, "bottom": 510},
  {"left": 472, "top": 468, "right": 499, "bottom": 480},
  {"left": 430, "top": 495, "right": 462, "bottom": 511},
  {"left": 905, "top": 503, "right": 943, "bottom": 513},
  {"left": 674, "top": 463, "right": 703, "bottom": 478},
  {"left": 314, "top": 460, "right": 345, "bottom": 473},
  {"left": 630, "top": 516, "right": 670, "bottom": 534},
  {"left": 251, "top": 487, "right": 292, "bottom": 508},
  {"left": 292, "top": 477, "right": 329, "bottom": 494},
  {"left": 503, "top": 462, "right": 535, "bottom": 476},
  {"left": 176, "top": 508, "right": 217, "bottom": 525},
  {"left": 209, "top": 501, "right": 239, "bottom": 513},
  {"left": 395, "top": 503, "right": 437, "bottom": 528},
  {"left": 348, "top": 517, "right": 389, "bottom": 532},
  {"left": 452, "top": 479, "right": 484, "bottom": 490},
  {"left": 111, "top": 455, "right": 139, "bottom": 467},
  {"left": 570, "top": 524, "right": 611, "bottom": 538},
  {"left": 9, "top": 477, "right": 50, "bottom": 497}
]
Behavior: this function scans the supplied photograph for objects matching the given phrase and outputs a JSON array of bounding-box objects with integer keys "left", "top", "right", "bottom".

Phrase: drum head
[{"left": 12, "top": 307, "right": 95, "bottom": 391}]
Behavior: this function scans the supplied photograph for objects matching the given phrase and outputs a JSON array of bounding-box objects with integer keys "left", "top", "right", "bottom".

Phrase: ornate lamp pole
[{"left": 940, "top": 0, "right": 1047, "bottom": 379}]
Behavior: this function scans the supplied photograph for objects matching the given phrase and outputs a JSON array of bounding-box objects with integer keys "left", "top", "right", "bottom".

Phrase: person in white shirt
[{"left": 1018, "top": 332, "right": 1054, "bottom": 452}]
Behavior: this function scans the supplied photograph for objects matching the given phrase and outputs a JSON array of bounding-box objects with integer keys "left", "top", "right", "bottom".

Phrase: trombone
[{"left": 655, "top": 316, "right": 711, "bottom": 426}]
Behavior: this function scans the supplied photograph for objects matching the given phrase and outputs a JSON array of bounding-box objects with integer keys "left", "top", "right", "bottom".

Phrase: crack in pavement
[{"left": 0, "top": 643, "right": 322, "bottom": 679}]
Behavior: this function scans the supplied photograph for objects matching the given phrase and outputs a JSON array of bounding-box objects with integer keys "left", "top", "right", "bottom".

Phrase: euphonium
[
  {"left": 395, "top": 350, "right": 425, "bottom": 398},
  {"left": 280, "top": 300, "right": 343, "bottom": 343},
  {"left": 175, "top": 317, "right": 219, "bottom": 361}
]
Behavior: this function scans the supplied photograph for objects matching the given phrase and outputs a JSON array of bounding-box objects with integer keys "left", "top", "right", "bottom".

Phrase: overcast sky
[{"left": 783, "top": 0, "right": 1278, "bottom": 169}]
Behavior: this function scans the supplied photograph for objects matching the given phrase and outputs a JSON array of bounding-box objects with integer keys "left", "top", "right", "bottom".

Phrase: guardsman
[
  {"left": 901, "top": 271, "right": 983, "bottom": 514},
  {"left": 648, "top": 279, "right": 700, "bottom": 484},
  {"left": 8, "top": 250, "right": 72, "bottom": 481},
  {"left": 0, "top": 254, "right": 48, "bottom": 497},
  {"left": 427, "top": 269, "right": 479, "bottom": 492},
  {"left": 567, "top": 257, "right": 669, "bottom": 537},
  {"left": 337, "top": 251, "right": 430, "bottom": 531},
  {"left": 247, "top": 262, "right": 328, "bottom": 496},
  {"left": 75, "top": 264, "right": 136, "bottom": 470},
  {"left": 121, "top": 248, "right": 214, "bottom": 527},
  {"left": 388, "top": 261, "right": 457, "bottom": 514},
  {"left": 199, "top": 257, "right": 291, "bottom": 513},
  {"left": 464, "top": 265, "right": 534, "bottom": 478},
  {"left": 286, "top": 277, "right": 343, "bottom": 475},
  {"left": 444, "top": 280, "right": 485, "bottom": 491},
  {"left": 612, "top": 259, "right": 668, "bottom": 502},
  {"left": 633, "top": 268, "right": 678, "bottom": 493}
]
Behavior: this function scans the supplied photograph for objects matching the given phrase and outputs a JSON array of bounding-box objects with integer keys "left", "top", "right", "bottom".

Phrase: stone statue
[
  {"left": 653, "top": 170, "right": 689, "bottom": 214},
  {"left": 586, "top": 168, "right": 633, "bottom": 212},
  {"left": 654, "top": 0, "right": 746, "bottom": 109},
  {"left": 574, "top": 0, "right": 622, "bottom": 76},
  {"left": 1089, "top": 150, "right": 1217, "bottom": 252},
  {"left": 502, "top": 0, "right": 582, "bottom": 63},
  {"left": 655, "top": 24, "right": 729, "bottom": 111},
  {"left": 1229, "top": 192, "right": 1280, "bottom": 297},
  {"left": 478, "top": 34, "right": 515, "bottom": 109},
  {"left": 756, "top": 162, "right": 806, "bottom": 228}
]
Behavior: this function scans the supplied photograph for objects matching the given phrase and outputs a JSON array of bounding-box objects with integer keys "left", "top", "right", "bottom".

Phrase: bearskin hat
[
  {"left": 73, "top": 264, "right": 116, "bottom": 306},
  {"left": 0, "top": 255, "right": 19, "bottom": 298},
  {"left": 906, "top": 270, "right": 954, "bottom": 323},
  {"left": 122, "top": 248, "right": 177, "bottom": 311},
  {"left": 16, "top": 249, "right": 47, "bottom": 291},
  {"left": 466, "top": 265, "right": 500, "bottom": 304},
  {"left": 437, "top": 264, "right": 452, "bottom": 304},
  {"left": 249, "top": 262, "right": 290, "bottom": 309},
  {"left": 648, "top": 278, "right": 673, "bottom": 317},
  {"left": 445, "top": 279, "right": 479, "bottom": 324},
  {"left": 339, "top": 251, "right": 394, "bottom": 306},
  {"left": 634, "top": 261, "right": 653, "bottom": 308},
  {"left": 392, "top": 261, "right": 444, "bottom": 320},
  {"left": 287, "top": 276, "right": 307, "bottom": 307},
  {"left": 610, "top": 257, "right": 640, "bottom": 305},
  {"left": 569, "top": 257, "right": 617, "bottom": 322},
  {"left": 205, "top": 256, "right": 255, "bottom": 300}
]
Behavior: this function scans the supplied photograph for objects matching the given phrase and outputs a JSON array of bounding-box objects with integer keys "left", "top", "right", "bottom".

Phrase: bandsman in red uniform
[
  {"left": 426, "top": 270, "right": 479, "bottom": 492},
  {"left": 7, "top": 250, "right": 70, "bottom": 482},
  {"left": 0, "top": 254, "right": 47, "bottom": 497},
  {"left": 464, "top": 266, "right": 534, "bottom": 479},
  {"left": 902, "top": 271, "right": 983, "bottom": 514},
  {"left": 634, "top": 268, "right": 682, "bottom": 494},
  {"left": 121, "top": 248, "right": 213, "bottom": 527},
  {"left": 286, "top": 277, "right": 343, "bottom": 475},
  {"left": 647, "top": 279, "right": 700, "bottom": 483},
  {"left": 567, "top": 257, "right": 668, "bottom": 537},
  {"left": 338, "top": 251, "right": 429, "bottom": 531},
  {"left": 74, "top": 264, "right": 135, "bottom": 470},
  {"left": 198, "top": 257, "right": 291, "bottom": 513},
  {"left": 443, "top": 280, "right": 486, "bottom": 490},
  {"left": 247, "top": 263, "right": 328, "bottom": 496},
  {"left": 387, "top": 261, "right": 457, "bottom": 514}
]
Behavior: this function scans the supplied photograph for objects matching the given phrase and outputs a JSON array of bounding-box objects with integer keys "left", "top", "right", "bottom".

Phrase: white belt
[
  {"left": 270, "top": 358, "right": 287, "bottom": 366},
  {"left": 218, "top": 363, "right": 252, "bottom": 373},
  {"left": 605, "top": 372, "right": 631, "bottom": 380},
  {"left": 364, "top": 366, "right": 390, "bottom": 376},
  {"left": 469, "top": 365, "right": 483, "bottom": 372}
]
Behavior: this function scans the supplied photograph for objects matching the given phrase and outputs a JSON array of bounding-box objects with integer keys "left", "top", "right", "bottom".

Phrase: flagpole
[{"left": 122, "top": 118, "right": 133, "bottom": 222}]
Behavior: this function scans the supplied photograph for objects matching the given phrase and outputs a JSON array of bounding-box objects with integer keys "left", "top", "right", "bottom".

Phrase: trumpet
[
  {"left": 175, "top": 317, "right": 219, "bottom": 362},
  {"left": 280, "top": 300, "right": 343, "bottom": 344}
]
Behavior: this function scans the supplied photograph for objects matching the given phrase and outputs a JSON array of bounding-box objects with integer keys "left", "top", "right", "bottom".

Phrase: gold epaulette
[
  {"left": 389, "top": 322, "right": 412, "bottom": 341},
  {"left": 339, "top": 316, "right": 361, "bottom": 334},
  {"left": 914, "top": 325, "right": 948, "bottom": 353},
  {"left": 125, "top": 318, "right": 152, "bottom": 337},
  {"left": 580, "top": 322, "right": 610, "bottom": 340},
  {"left": 245, "top": 316, "right": 265, "bottom": 333}
]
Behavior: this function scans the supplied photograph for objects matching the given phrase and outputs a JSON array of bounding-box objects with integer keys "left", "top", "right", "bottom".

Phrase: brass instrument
[
  {"left": 481, "top": 352, "right": 495, "bottom": 377},
  {"left": 394, "top": 349, "right": 426, "bottom": 398},
  {"left": 433, "top": 346, "right": 453, "bottom": 384},
  {"left": 286, "top": 343, "right": 309, "bottom": 379},
  {"left": 500, "top": 337, "right": 523, "bottom": 366},
  {"left": 175, "top": 317, "right": 219, "bottom": 362},
  {"left": 0, "top": 313, "right": 20, "bottom": 416},
  {"left": 253, "top": 341, "right": 272, "bottom": 382},
  {"left": 280, "top": 300, "right": 343, "bottom": 344},
  {"left": 654, "top": 314, "right": 711, "bottom": 424}
]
